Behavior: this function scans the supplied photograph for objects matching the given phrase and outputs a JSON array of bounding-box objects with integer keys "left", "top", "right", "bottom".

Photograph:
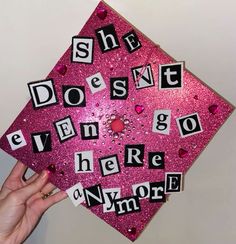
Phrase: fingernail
[{"left": 41, "top": 170, "right": 48, "bottom": 178}]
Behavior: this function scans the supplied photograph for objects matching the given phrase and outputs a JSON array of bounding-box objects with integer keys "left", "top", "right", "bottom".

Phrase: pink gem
[
  {"left": 127, "top": 227, "right": 136, "bottom": 235},
  {"left": 208, "top": 104, "right": 218, "bottom": 114},
  {"left": 135, "top": 105, "right": 144, "bottom": 114},
  {"left": 56, "top": 64, "right": 67, "bottom": 76},
  {"left": 178, "top": 148, "right": 188, "bottom": 158},
  {"left": 47, "top": 164, "right": 56, "bottom": 173},
  {"left": 97, "top": 8, "right": 108, "bottom": 20}
]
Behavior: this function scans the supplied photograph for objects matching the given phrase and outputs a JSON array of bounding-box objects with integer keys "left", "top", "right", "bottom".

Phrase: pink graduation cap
[{"left": 0, "top": 1, "right": 234, "bottom": 241}]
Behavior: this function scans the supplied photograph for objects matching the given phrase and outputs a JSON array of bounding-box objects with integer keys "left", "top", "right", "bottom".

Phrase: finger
[
  {"left": 6, "top": 161, "right": 27, "bottom": 180},
  {"left": 26, "top": 182, "right": 56, "bottom": 205},
  {"left": 14, "top": 170, "right": 49, "bottom": 203},
  {"left": 40, "top": 191, "right": 68, "bottom": 212},
  {"left": 39, "top": 183, "right": 57, "bottom": 198},
  {"left": 25, "top": 172, "right": 39, "bottom": 184}
]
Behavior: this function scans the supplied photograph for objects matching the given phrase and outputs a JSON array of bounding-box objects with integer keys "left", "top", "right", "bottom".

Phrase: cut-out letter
[
  {"left": 7, "top": 130, "right": 27, "bottom": 151},
  {"left": 83, "top": 184, "right": 105, "bottom": 208},
  {"left": 159, "top": 62, "right": 184, "bottom": 89},
  {"left": 110, "top": 77, "right": 128, "bottom": 100},
  {"left": 28, "top": 79, "right": 58, "bottom": 109},
  {"left": 80, "top": 122, "right": 99, "bottom": 140},
  {"left": 31, "top": 131, "right": 51, "bottom": 153},
  {"left": 152, "top": 110, "right": 171, "bottom": 135},
  {"left": 176, "top": 113, "right": 203, "bottom": 138},
  {"left": 72, "top": 37, "right": 94, "bottom": 64},
  {"left": 75, "top": 151, "right": 94, "bottom": 173},
  {"left": 54, "top": 116, "right": 77, "bottom": 143},
  {"left": 124, "top": 144, "right": 145, "bottom": 167},
  {"left": 95, "top": 24, "right": 120, "bottom": 53}
]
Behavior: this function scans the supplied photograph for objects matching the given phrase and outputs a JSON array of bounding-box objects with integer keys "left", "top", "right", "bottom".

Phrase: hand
[{"left": 0, "top": 161, "right": 67, "bottom": 244}]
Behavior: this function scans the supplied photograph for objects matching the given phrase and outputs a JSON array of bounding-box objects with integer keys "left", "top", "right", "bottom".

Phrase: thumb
[{"left": 15, "top": 170, "right": 49, "bottom": 202}]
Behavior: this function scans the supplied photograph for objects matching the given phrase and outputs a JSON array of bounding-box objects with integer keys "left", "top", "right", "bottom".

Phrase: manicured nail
[{"left": 41, "top": 170, "right": 48, "bottom": 178}]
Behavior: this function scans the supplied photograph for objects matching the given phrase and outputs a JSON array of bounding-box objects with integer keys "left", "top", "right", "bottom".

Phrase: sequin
[
  {"left": 56, "top": 64, "right": 67, "bottom": 76},
  {"left": 47, "top": 164, "right": 56, "bottom": 173},
  {"left": 135, "top": 105, "right": 144, "bottom": 114},
  {"left": 178, "top": 148, "right": 188, "bottom": 158},
  {"left": 208, "top": 104, "right": 218, "bottom": 114},
  {"left": 127, "top": 227, "right": 137, "bottom": 235},
  {"left": 97, "top": 8, "right": 108, "bottom": 20}
]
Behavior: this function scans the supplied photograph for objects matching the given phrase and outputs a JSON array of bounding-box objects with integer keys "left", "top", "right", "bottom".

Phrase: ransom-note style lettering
[
  {"left": 148, "top": 152, "right": 165, "bottom": 169},
  {"left": 165, "top": 172, "right": 183, "bottom": 193},
  {"left": 54, "top": 116, "right": 77, "bottom": 143},
  {"left": 159, "top": 62, "right": 184, "bottom": 89},
  {"left": 7, "top": 130, "right": 27, "bottom": 151},
  {"left": 114, "top": 196, "right": 141, "bottom": 216},
  {"left": 75, "top": 151, "right": 94, "bottom": 173},
  {"left": 176, "top": 113, "right": 203, "bottom": 138},
  {"left": 80, "top": 122, "right": 99, "bottom": 140},
  {"left": 149, "top": 182, "right": 166, "bottom": 202},
  {"left": 110, "top": 77, "right": 128, "bottom": 100},
  {"left": 99, "top": 154, "right": 120, "bottom": 177},
  {"left": 66, "top": 182, "right": 85, "bottom": 207},
  {"left": 86, "top": 72, "right": 106, "bottom": 94},
  {"left": 95, "top": 24, "right": 120, "bottom": 53},
  {"left": 152, "top": 110, "right": 171, "bottom": 135},
  {"left": 72, "top": 37, "right": 94, "bottom": 64},
  {"left": 124, "top": 144, "right": 145, "bottom": 167},
  {"left": 122, "top": 30, "right": 142, "bottom": 53},
  {"left": 132, "top": 64, "right": 154, "bottom": 89},
  {"left": 28, "top": 79, "right": 58, "bottom": 109},
  {"left": 103, "top": 188, "right": 121, "bottom": 213},
  {"left": 31, "top": 131, "right": 52, "bottom": 153},
  {"left": 63, "top": 86, "right": 86, "bottom": 107},
  {"left": 132, "top": 182, "right": 150, "bottom": 199},
  {"left": 84, "top": 184, "right": 105, "bottom": 208}
]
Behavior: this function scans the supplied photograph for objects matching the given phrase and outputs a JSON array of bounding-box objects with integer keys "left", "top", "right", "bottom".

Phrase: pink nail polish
[{"left": 41, "top": 170, "right": 49, "bottom": 178}]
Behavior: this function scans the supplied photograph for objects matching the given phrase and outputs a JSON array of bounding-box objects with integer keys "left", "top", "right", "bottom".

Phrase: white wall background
[{"left": 0, "top": 0, "right": 235, "bottom": 243}]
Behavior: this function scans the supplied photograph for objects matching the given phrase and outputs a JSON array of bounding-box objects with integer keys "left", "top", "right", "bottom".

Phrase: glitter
[
  {"left": 111, "top": 114, "right": 116, "bottom": 120},
  {"left": 124, "top": 119, "right": 130, "bottom": 125},
  {"left": 127, "top": 227, "right": 136, "bottom": 235},
  {"left": 113, "top": 133, "right": 119, "bottom": 139}
]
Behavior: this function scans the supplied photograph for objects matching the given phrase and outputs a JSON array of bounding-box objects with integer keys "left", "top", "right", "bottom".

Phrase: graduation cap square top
[{"left": 0, "top": 1, "right": 234, "bottom": 241}]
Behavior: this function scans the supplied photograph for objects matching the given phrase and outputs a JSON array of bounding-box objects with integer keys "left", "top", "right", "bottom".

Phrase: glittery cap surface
[{"left": 0, "top": 1, "right": 234, "bottom": 241}]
